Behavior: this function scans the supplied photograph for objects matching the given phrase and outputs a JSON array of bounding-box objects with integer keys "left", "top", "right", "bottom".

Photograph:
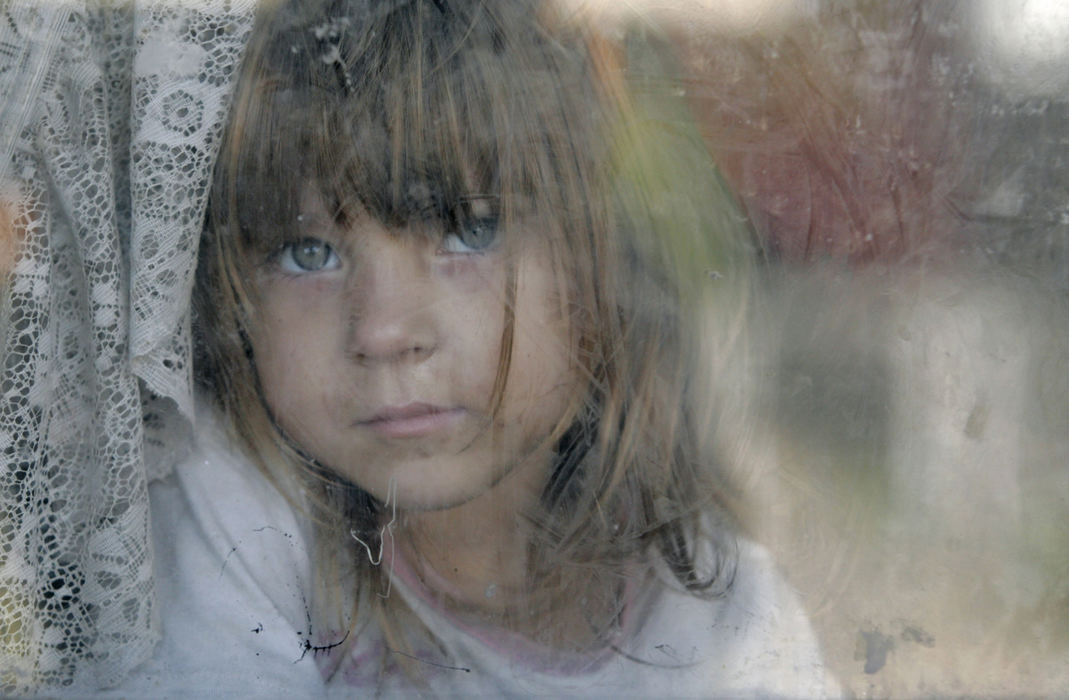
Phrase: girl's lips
[{"left": 360, "top": 403, "right": 464, "bottom": 439}]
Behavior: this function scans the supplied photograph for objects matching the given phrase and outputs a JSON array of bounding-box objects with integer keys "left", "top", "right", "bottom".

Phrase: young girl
[{"left": 132, "top": 0, "right": 830, "bottom": 695}]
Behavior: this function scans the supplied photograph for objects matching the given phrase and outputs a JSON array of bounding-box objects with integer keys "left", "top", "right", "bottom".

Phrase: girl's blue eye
[
  {"left": 441, "top": 216, "right": 499, "bottom": 253},
  {"left": 442, "top": 197, "right": 500, "bottom": 253},
  {"left": 277, "top": 238, "right": 341, "bottom": 273}
]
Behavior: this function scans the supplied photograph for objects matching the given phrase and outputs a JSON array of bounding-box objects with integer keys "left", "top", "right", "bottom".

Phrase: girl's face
[{"left": 249, "top": 192, "right": 579, "bottom": 512}]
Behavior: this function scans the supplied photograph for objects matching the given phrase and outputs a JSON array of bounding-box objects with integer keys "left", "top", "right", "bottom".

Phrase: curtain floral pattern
[{"left": 0, "top": 1, "right": 253, "bottom": 690}]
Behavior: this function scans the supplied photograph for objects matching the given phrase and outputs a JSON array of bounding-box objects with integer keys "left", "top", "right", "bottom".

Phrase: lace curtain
[{"left": 0, "top": 1, "right": 254, "bottom": 691}]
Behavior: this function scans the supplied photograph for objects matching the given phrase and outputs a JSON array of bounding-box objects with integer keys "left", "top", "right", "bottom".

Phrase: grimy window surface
[{"left": 0, "top": 0, "right": 1067, "bottom": 695}]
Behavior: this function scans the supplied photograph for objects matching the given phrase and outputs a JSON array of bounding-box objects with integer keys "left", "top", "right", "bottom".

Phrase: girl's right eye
[{"left": 276, "top": 238, "right": 341, "bottom": 274}]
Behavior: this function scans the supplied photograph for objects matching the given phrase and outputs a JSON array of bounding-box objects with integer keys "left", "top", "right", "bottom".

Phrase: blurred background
[{"left": 564, "top": 0, "right": 1069, "bottom": 695}]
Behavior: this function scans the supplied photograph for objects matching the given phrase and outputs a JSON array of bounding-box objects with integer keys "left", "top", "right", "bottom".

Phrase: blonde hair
[{"left": 196, "top": 0, "right": 752, "bottom": 672}]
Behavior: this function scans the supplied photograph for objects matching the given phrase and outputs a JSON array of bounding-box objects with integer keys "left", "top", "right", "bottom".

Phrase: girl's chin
[
  {"left": 319, "top": 433, "right": 554, "bottom": 512},
  {"left": 353, "top": 461, "right": 531, "bottom": 514},
  {"left": 332, "top": 462, "right": 496, "bottom": 511}
]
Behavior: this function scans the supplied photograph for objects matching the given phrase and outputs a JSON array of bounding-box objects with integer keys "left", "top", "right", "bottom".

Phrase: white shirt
[{"left": 117, "top": 408, "right": 835, "bottom": 697}]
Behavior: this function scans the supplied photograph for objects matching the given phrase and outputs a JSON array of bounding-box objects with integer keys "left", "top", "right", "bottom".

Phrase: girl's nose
[{"left": 344, "top": 234, "right": 438, "bottom": 365}]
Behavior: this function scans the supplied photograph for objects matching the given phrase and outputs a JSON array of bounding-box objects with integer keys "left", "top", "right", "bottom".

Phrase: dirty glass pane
[
  {"left": 0, "top": 0, "right": 1066, "bottom": 695},
  {"left": 646, "top": 1, "right": 1069, "bottom": 695}
]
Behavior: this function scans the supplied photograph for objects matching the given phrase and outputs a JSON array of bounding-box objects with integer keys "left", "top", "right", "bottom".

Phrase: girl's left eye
[
  {"left": 277, "top": 238, "right": 341, "bottom": 273},
  {"left": 441, "top": 215, "right": 499, "bottom": 254},
  {"left": 440, "top": 196, "right": 500, "bottom": 254}
]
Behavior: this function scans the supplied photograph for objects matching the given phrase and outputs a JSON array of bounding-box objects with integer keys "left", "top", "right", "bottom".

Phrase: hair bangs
[{"left": 326, "top": 4, "right": 598, "bottom": 243}]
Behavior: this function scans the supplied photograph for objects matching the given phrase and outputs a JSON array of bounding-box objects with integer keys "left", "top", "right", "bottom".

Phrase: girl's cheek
[
  {"left": 251, "top": 277, "right": 343, "bottom": 364},
  {"left": 259, "top": 273, "right": 345, "bottom": 317}
]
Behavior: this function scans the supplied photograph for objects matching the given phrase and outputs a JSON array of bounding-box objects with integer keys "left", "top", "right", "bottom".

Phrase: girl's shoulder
[
  {"left": 115, "top": 400, "right": 325, "bottom": 698},
  {"left": 622, "top": 536, "right": 836, "bottom": 697}
]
